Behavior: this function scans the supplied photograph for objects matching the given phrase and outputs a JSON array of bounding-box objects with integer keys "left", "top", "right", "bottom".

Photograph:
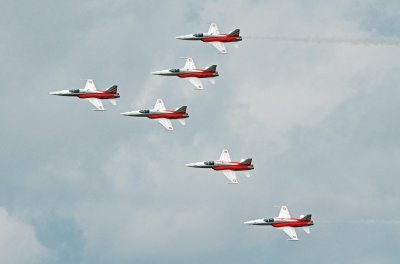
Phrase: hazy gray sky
[{"left": 1, "top": 0, "right": 400, "bottom": 263}]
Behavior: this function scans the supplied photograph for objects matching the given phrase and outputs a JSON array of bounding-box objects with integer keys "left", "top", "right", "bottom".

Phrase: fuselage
[
  {"left": 120, "top": 109, "right": 189, "bottom": 120},
  {"left": 176, "top": 33, "right": 242, "bottom": 43},
  {"left": 50, "top": 89, "right": 120, "bottom": 99},
  {"left": 152, "top": 69, "right": 218, "bottom": 79},
  {"left": 186, "top": 160, "right": 254, "bottom": 171},
  {"left": 244, "top": 218, "right": 314, "bottom": 228}
]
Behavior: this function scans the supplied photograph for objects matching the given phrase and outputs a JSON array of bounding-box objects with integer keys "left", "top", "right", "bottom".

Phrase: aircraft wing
[
  {"left": 187, "top": 78, "right": 203, "bottom": 90},
  {"left": 154, "top": 99, "right": 166, "bottom": 111},
  {"left": 184, "top": 57, "right": 196, "bottom": 70},
  {"left": 211, "top": 42, "right": 227, "bottom": 53},
  {"left": 208, "top": 23, "right": 220, "bottom": 35},
  {"left": 158, "top": 118, "right": 173, "bottom": 131},
  {"left": 278, "top": 206, "right": 291, "bottom": 219},
  {"left": 85, "top": 98, "right": 104, "bottom": 111},
  {"left": 222, "top": 170, "right": 238, "bottom": 184},
  {"left": 219, "top": 149, "right": 232, "bottom": 162},
  {"left": 279, "top": 227, "right": 299, "bottom": 241},
  {"left": 84, "top": 79, "right": 96, "bottom": 91}
]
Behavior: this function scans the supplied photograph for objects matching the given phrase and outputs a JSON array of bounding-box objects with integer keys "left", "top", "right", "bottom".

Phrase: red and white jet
[
  {"left": 176, "top": 23, "right": 242, "bottom": 54},
  {"left": 244, "top": 206, "right": 314, "bottom": 241},
  {"left": 151, "top": 57, "right": 218, "bottom": 90},
  {"left": 185, "top": 149, "right": 253, "bottom": 184},
  {"left": 49, "top": 79, "right": 119, "bottom": 111},
  {"left": 120, "top": 99, "right": 188, "bottom": 131}
]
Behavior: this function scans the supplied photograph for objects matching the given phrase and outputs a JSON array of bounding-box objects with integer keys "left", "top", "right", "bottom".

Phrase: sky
[{"left": 1, "top": 0, "right": 400, "bottom": 263}]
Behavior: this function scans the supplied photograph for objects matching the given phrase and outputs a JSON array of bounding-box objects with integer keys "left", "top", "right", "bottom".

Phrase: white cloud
[{"left": 0, "top": 208, "right": 48, "bottom": 264}]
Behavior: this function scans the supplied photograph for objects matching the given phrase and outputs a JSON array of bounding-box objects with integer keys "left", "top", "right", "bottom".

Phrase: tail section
[
  {"left": 175, "top": 106, "right": 187, "bottom": 113},
  {"left": 178, "top": 119, "right": 186, "bottom": 126},
  {"left": 302, "top": 226, "right": 311, "bottom": 234},
  {"left": 108, "top": 99, "right": 117, "bottom": 106},
  {"left": 300, "top": 214, "right": 312, "bottom": 221},
  {"left": 228, "top": 29, "right": 240, "bottom": 36},
  {"left": 205, "top": 65, "right": 217, "bottom": 72},
  {"left": 105, "top": 85, "right": 118, "bottom": 93},
  {"left": 240, "top": 158, "right": 252, "bottom": 165}
]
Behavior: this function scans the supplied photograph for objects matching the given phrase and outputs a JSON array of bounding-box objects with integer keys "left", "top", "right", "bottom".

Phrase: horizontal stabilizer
[
  {"left": 240, "top": 158, "right": 252, "bottom": 165},
  {"left": 228, "top": 29, "right": 240, "bottom": 36},
  {"left": 108, "top": 99, "right": 117, "bottom": 106},
  {"left": 175, "top": 106, "right": 187, "bottom": 113},
  {"left": 300, "top": 214, "right": 312, "bottom": 221},
  {"left": 105, "top": 85, "right": 118, "bottom": 93},
  {"left": 178, "top": 119, "right": 186, "bottom": 126},
  {"left": 302, "top": 226, "right": 311, "bottom": 234},
  {"left": 205, "top": 65, "right": 217, "bottom": 72}
]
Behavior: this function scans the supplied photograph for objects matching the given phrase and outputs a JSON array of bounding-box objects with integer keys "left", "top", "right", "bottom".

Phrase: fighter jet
[
  {"left": 49, "top": 79, "right": 119, "bottom": 111},
  {"left": 185, "top": 149, "right": 253, "bottom": 184},
  {"left": 244, "top": 206, "right": 314, "bottom": 241},
  {"left": 176, "top": 23, "right": 242, "bottom": 54},
  {"left": 151, "top": 57, "right": 218, "bottom": 90},
  {"left": 120, "top": 99, "right": 188, "bottom": 131}
]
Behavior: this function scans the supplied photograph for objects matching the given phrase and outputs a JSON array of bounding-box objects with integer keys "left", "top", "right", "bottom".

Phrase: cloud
[
  {"left": 0, "top": 208, "right": 48, "bottom": 264},
  {"left": 1, "top": 0, "right": 400, "bottom": 263}
]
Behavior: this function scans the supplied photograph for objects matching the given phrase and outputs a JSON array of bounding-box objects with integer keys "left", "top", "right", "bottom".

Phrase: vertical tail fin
[
  {"left": 105, "top": 85, "right": 118, "bottom": 93},
  {"left": 240, "top": 158, "right": 252, "bottom": 165},
  {"left": 300, "top": 214, "right": 312, "bottom": 221},
  {"left": 228, "top": 29, "right": 240, "bottom": 36},
  {"left": 205, "top": 65, "right": 217, "bottom": 72},
  {"left": 175, "top": 106, "right": 187, "bottom": 113}
]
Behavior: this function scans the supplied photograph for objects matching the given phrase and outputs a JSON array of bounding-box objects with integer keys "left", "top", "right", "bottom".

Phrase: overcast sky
[{"left": 1, "top": 0, "right": 400, "bottom": 263}]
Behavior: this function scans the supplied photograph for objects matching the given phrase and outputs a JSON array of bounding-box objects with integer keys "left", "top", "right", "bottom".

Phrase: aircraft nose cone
[
  {"left": 185, "top": 163, "right": 196, "bottom": 167},
  {"left": 49, "top": 91, "right": 57, "bottom": 95},
  {"left": 120, "top": 111, "right": 133, "bottom": 116},
  {"left": 176, "top": 36, "right": 184, "bottom": 40},
  {"left": 244, "top": 220, "right": 254, "bottom": 225},
  {"left": 151, "top": 71, "right": 162, "bottom": 75}
]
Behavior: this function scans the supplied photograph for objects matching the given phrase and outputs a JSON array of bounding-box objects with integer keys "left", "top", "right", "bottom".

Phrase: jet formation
[
  {"left": 151, "top": 57, "right": 218, "bottom": 90},
  {"left": 50, "top": 23, "right": 314, "bottom": 242},
  {"left": 176, "top": 23, "right": 242, "bottom": 54},
  {"left": 186, "top": 149, "right": 253, "bottom": 184},
  {"left": 120, "top": 99, "right": 188, "bottom": 131},
  {"left": 50, "top": 79, "right": 119, "bottom": 111},
  {"left": 244, "top": 206, "right": 313, "bottom": 241}
]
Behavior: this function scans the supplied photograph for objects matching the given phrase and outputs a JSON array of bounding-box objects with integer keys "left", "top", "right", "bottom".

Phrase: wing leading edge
[
  {"left": 85, "top": 98, "right": 104, "bottom": 111},
  {"left": 187, "top": 78, "right": 203, "bottom": 90},
  {"left": 158, "top": 118, "right": 173, "bottom": 131},
  {"left": 222, "top": 170, "right": 238, "bottom": 184},
  {"left": 279, "top": 227, "right": 299, "bottom": 241},
  {"left": 278, "top": 206, "right": 291, "bottom": 219},
  {"left": 211, "top": 42, "right": 227, "bottom": 53}
]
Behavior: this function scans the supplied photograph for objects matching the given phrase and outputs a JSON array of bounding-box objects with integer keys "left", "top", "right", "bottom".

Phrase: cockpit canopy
[
  {"left": 69, "top": 89, "right": 80, "bottom": 93},
  {"left": 204, "top": 161, "right": 215, "bottom": 165},
  {"left": 263, "top": 218, "right": 274, "bottom": 223},
  {"left": 193, "top": 33, "right": 204, "bottom": 37},
  {"left": 169, "top": 69, "right": 180, "bottom": 73},
  {"left": 139, "top": 110, "right": 150, "bottom": 113}
]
